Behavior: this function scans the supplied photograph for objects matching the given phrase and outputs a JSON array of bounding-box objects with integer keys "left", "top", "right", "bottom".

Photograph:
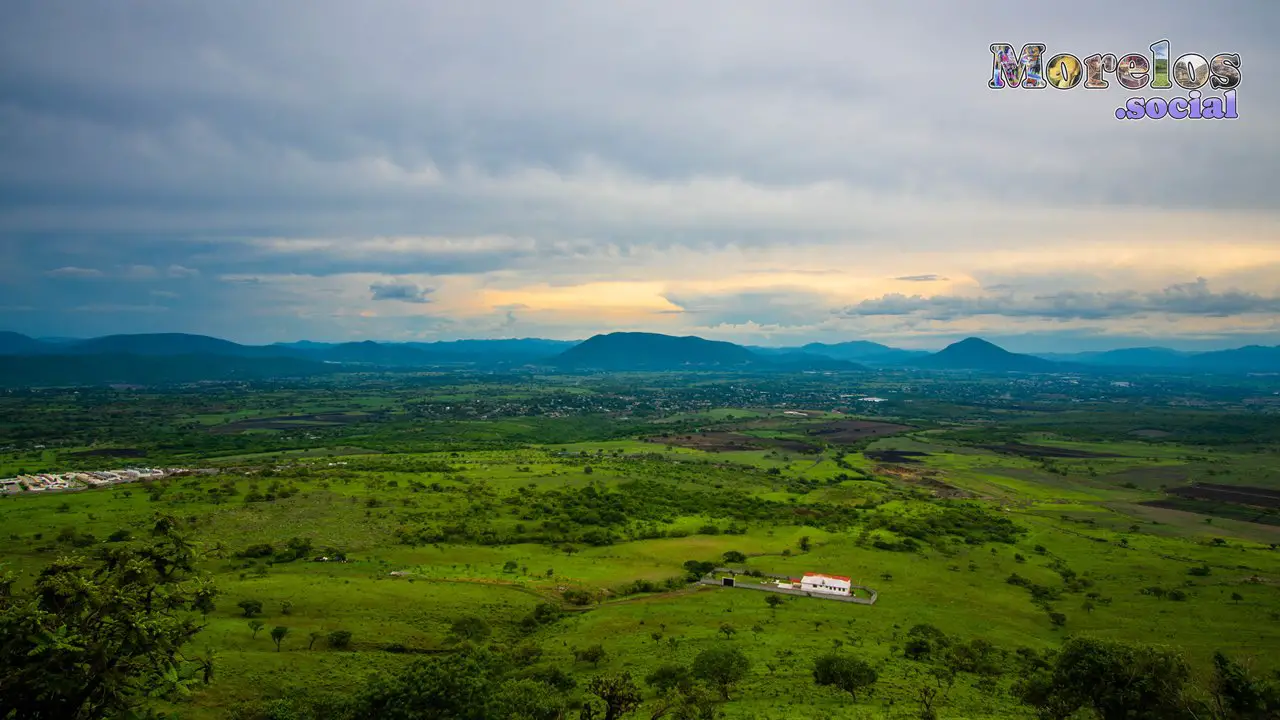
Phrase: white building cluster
[{"left": 0, "top": 467, "right": 176, "bottom": 495}]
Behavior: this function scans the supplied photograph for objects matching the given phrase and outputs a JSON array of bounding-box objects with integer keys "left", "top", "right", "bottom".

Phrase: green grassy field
[{"left": 3, "top": 402, "right": 1280, "bottom": 719}]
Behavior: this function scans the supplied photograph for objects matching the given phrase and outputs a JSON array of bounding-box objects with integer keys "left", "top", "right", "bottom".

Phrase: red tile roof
[{"left": 803, "top": 572, "right": 852, "bottom": 582}]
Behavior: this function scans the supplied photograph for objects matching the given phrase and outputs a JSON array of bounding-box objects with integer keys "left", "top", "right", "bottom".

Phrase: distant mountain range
[{"left": 0, "top": 329, "right": 1275, "bottom": 387}]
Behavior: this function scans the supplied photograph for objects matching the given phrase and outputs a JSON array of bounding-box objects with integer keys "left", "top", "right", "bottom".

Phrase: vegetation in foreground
[{"left": 2, "top": 376, "right": 1279, "bottom": 718}]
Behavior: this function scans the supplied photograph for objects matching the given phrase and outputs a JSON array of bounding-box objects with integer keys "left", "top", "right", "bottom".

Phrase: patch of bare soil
[
  {"left": 804, "top": 420, "right": 912, "bottom": 444},
  {"left": 982, "top": 442, "right": 1123, "bottom": 459},
  {"left": 874, "top": 464, "right": 973, "bottom": 499},
  {"left": 645, "top": 432, "right": 819, "bottom": 454}
]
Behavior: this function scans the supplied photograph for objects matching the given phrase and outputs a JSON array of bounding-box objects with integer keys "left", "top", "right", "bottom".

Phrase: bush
[{"left": 327, "top": 630, "right": 352, "bottom": 650}]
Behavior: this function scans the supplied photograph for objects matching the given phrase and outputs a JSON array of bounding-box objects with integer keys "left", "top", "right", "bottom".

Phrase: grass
[{"left": 3, "top": 422, "right": 1279, "bottom": 718}]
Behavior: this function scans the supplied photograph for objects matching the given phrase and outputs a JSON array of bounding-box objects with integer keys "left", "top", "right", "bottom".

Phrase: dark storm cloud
[
  {"left": 838, "top": 279, "right": 1280, "bottom": 321},
  {"left": 370, "top": 282, "right": 434, "bottom": 304}
]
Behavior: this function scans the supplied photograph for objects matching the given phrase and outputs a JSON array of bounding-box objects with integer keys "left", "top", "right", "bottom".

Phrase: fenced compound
[{"left": 697, "top": 567, "right": 878, "bottom": 605}]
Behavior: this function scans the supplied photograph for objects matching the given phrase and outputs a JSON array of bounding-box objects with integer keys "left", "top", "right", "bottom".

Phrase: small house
[{"left": 799, "top": 572, "right": 851, "bottom": 596}]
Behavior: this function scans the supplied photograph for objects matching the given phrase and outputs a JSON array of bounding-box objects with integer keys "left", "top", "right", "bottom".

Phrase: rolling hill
[
  {"left": 552, "top": 332, "right": 760, "bottom": 370},
  {"left": 0, "top": 331, "right": 53, "bottom": 355},
  {"left": 913, "top": 337, "right": 1060, "bottom": 372}
]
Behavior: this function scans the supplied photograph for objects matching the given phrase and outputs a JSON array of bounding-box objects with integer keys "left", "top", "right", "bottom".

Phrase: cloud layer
[{"left": 1, "top": 1, "right": 1277, "bottom": 350}]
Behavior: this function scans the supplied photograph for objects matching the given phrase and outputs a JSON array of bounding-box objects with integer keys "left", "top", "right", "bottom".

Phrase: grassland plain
[{"left": 3, "top": 409, "right": 1280, "bottom": 718}]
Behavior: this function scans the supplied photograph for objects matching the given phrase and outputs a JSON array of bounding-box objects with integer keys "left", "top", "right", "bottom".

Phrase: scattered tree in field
[
  {"left": 813, "top": 653, "right": 878, "bottom": 700},
  {"left": 645, "top": 664, "right": 691, "bottom": 695},
  {"left": 503, "top": 560, "right": 519, "bottom": 573},
  {"left": 0, "top": 516, "right": 216, "bottom": 720},
  {"left": 799, "top": 536, "right": 812, "bottom": 552},
  {"left": 450, "top": 615, "right": 492, "bottom": 643},
  {"left": 692, "top": 646, "right": 750, "bottom": 700},
  {"left": 651, "top": 632, "right": 663, "bottom": 643},
  {"left": 327, "top": 629, "right": 352, "bottom": 649},
  {"left": 722, "top": 551, "right": 746, "bottom": 564},
  {"left": 1048, "top": 612, "right": 1067, "bottom": 628},
  {"left": 575, "top": 644, "right": 608, "bottom": 667},
  {"left": 718, "top": 623, "right": 737, "bottom": 640},
  {"left": 1082, "top": 600, "right": 1095, "bottom": 614},
  {"left": 308, "top": 631, "right": 322, "bottom": 650},
  {"left": 279, "top": 600, "right": 293, "bottom": 615},
  {"left": 766, "top": 595, "right": 784, "bottom": 610},
  {"left": 1231, "top": 592, "right": 1244, "bottom": 604},
  {"left": 270, "top": 625, "right": 289, "bottom": 651},
  {"left": 585, "top": 672, "right": 642, "bottom": 720},
  {"left": 249, "top": 620, "right": 265, "bottom": 639},
  {"left": 238, "top": 599, "right": 264, "bottom": 618}
]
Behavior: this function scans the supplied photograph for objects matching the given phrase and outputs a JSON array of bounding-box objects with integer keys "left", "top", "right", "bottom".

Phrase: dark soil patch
[
  {"left": 864, "top": 450, "right": 930, "bottom": 464},
  {"left": 67, "top": 447, "right": 147, "bottom": 458},
  {"left": 1143, "top": 498, "right": 1280, "bottom": 526},
  {"left": 804, "top": 420, "right": 912, "bottom": 444},
  {"left": 1104, "top": 465, "right": 1190, "bottom": 488},
  {"left": 645, "top": 432, "right": 819, "bottom": 454},
  {"left": 1167, "top": 483, "right": 1280, "bottom": 509},
  {"left": 982, "top": 442, "right": 1123, "bottom": 459}
]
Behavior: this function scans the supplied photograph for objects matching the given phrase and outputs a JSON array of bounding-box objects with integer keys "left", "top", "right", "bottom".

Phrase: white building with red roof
[{"left": 799, "top": 572, "right": 851, "bottom": 596}]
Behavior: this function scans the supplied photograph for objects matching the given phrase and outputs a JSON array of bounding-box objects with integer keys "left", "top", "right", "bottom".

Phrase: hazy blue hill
[
  {"left": 0, "top": 331, "right": 54, "bottom": 355},
  {"left": 1036, "top": 347, "right": 1190, "bottom": 368},
  {"left": 404, "top": 338, "right": 579, "bottom": 363},
  {"left": 1186, "top": 345, "right": 1280, "bottom": 373},
  {"left": 67, "top": 333, "right": 267, "bottom": 357},
  {"left": 305, "top": 341, "right": 437, "bottom": 366},
  {"left": 800, "top": 340, "right": 894, "bottom": 358},
  {"left": 0, "top": 354, "right": 339, "bottom": 388},
  {"left": 914, "top": 337, "right": 1060, "bottom": 372},
  {"left": 552, "top": 332, "right": 759, "bottom": 370}
]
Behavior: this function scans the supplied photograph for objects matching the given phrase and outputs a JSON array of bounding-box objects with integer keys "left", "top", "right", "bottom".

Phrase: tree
[
  {"left": 249, "top": 620, "right": 265, "bottom": 639},
  {"left": 327, "top": 629, "right": 352, "bottom": 649},
  {"left": 0, "top": 515, "right": 216, "bottom": 720},
  {"left": 585, "top": 672, "right": 642, "bottom": 720},
  {"left": 718, "top": 622, "right": 737, "bottom": 640},
  {"left": 575, "top": 644, "right": 608, "bottom": 667},
  {"left": 813, "top": 653, "right": 878, "bottom": 700},
  {"left": 270, "top": 625, "right": 289, "bottom": 651},
  {"left": 646, "top": 664, "right": 692, "bottom": 695},
  {"left": 238, "top": 598, "right": 264, "bottom": 617},
  {"left": 1210, "top": 650, "right": 1280, "bottom": 719},
  {"left": 1231, "top": 592, "right": 1244, "bottom": 604},
  {"left": 799, "top": 536, "right": 812, "bottom": 552},
  {"left": 451, "top": 615, "right": 492, "bottom": 643},
  {"left": 1014, "top": 636, "right": 1191, "bottom": 720},
  {"left": 493, "top": 678, "right": 569, "bottom": 720},
  {"left": 503, "top": 560, "right": 520, "bottom": 574},
  {"left": 1049, "top": 612, "right": 1067, "bottom": 628},
  {"left": 692, "top": 646, "right": 750, "bottom": 700},
  {"left": 722, "top": 551, "right": 746, "bottom": 564},
  {"left": 308, "top": 631, "right": 322, "bottom": 650},
  {"left": 766, "top": 595, "right": 784, "bottom": 610},
  {"left": 353, "top": 647, "right": 508, "bottom": 720},
  {"left": 279, "top": 599, "right": 293, "bottom": 615}
]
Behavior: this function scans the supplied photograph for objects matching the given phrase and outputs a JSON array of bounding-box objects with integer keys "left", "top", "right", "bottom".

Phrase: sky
[{"left": 1, "top": 0, "right": 1278, "bottom": 352}]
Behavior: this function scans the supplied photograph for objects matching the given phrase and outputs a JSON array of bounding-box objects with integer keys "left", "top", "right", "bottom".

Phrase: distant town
[{"left": 0, "top": 467, "right": 214, "bottom": 495}]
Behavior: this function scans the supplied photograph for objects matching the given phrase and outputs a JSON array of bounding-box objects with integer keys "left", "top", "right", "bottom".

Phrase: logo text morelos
[{"left": 988, "top": 40, "right": 1240, "bottom": 120}]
